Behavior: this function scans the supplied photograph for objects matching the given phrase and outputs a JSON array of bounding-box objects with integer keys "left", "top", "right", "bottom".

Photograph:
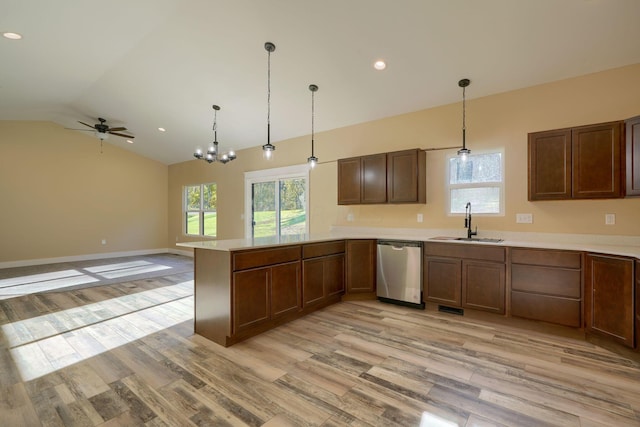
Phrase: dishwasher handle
[{"left": 377, "top": 239, "right": 423, "bottom": 248}]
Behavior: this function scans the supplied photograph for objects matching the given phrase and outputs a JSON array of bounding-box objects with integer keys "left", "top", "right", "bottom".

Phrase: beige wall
[
  {"left": 0, "top": 121, "right": 168, "bottom": 263},
  {"left": 169, "top": 63, "right": 640, "bottom": 249}
]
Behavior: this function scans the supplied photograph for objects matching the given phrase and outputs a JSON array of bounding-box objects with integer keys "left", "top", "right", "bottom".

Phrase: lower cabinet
[
  {"left": 585, "top": 254, "right": 635, "bottom": 348},
  {"left": 346, "top": 239, "right": 377, "bottom": 294},
  {"left": 636, "top": 261, "right": 640, "bottom": 351},
  {"left": 424, "top": 243, "right": 506, "bottom": 314},
  {"left": 510, "top": 248, "right": 582, "bottom": 327},
  {"left": 302, "top": 241, "right": 346, "bottom": 307},
  {"left": 232, "top": 261, "right": 300, "bottom": 334}
]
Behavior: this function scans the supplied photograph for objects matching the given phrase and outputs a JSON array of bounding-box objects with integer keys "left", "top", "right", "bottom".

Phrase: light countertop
[{"left": 177, "top": 226, "right": 640, "bottom": 259}]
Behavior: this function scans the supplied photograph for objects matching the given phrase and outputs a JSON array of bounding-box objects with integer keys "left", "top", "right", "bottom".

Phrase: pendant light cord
[
  {"left": 311, "top": 87, "right": 315, "bottom": 156},
  {"left": 267, "top": 47, "right": 271, "bottom": 145},
  {"left": 462, "top": 84, "right": 466, "bottom": 148},
  {"left": 212, "top": 108, "right": 217, "bottom": 142}
]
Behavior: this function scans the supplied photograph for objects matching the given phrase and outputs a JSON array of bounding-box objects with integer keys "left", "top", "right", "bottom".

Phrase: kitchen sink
[{"left": 455, "top": 237, "right": 503, "bottom": 243}]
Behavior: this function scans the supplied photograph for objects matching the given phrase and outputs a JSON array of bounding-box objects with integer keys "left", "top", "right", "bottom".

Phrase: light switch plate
[
  {"left": 516, "top": 213, "right": 533, "bottom": 224},
  {"left": 417, "top": 213, "right": 423, "bottom": 223},
  {"left": 347, "top": 213, "right": 354, "bottom": 222},
  {"left": 605, "top": 213, "right": 615, "bottom": 225}
]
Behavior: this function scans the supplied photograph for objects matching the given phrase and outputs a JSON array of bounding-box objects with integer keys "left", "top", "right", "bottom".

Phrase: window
[
  {"left": 448, "top": 152, "right": 503, "bottom": 215},
  {"left": 185, "top": 183, "right": 217, "bottom": 237},
  {"left": 244, "top": 165, "right": 309, "bottom": 239}
]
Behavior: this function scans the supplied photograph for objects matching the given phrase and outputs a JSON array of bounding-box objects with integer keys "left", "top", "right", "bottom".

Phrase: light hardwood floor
[{"left": 1, "top": 256, "right": 640, "bottom": 426}]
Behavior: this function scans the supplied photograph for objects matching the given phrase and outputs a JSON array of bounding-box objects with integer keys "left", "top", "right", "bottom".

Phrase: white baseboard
[{"left": 0, "top": 248, "right": 186, "bottom": 270}]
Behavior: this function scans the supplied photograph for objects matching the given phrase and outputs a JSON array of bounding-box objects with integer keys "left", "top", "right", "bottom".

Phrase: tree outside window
[
  {"left": 185, "top": 183, "right": 217, "bottom": 237},
  {"left": 448, "top": 152, "right": 503, "bottom": 215}
]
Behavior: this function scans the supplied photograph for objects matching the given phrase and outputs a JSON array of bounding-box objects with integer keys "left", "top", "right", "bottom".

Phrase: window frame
[
  {"left": 184, "top": 182, "right": 217, "bottom": 237},
  {"left": 446, "top": 149, "right": 505, "bottom": 216},
  {"left": 244, "top": 164, "right": 310, "bottom": 239}
]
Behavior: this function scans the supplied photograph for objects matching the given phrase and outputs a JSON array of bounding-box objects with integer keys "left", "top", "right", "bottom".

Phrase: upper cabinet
[
  {"left": 338, "top": 149, "right": 426, "bottom": 205},
  {"left": 387, "top": 149, "right": 427, "bottom": 204},
  {"left": 627, "top": 115, "right": 640, "bottom": 197},
  {"left": 528, "top": 121, "right": 624, "bottom": 201}
]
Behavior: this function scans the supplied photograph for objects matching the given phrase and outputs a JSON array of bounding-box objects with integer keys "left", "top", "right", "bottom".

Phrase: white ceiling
[{"left": 2, "top": 0, "right": 640, "bottom": 165}]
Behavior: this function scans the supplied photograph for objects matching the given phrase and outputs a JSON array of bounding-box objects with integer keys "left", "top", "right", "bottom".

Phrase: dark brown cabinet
[
  {"left": 424, "top": 242, "right": 506, "bottom": 314},
  {"left": 627, "top": 115, "right": 640, "bottom": 196},
  {"left": 346, "top": 239, "right": 377, "bottom": 294},
  {"left": 337, "top": 149, "right": 425, "bottom": 205},
  {"left": 233, "top": 261, "right": 300, "bottom": 334},
  {"left": 231, "top": 246, "right": 302, "bottom": 335},
  {"left": 302, "top": 241, "right": 345, "bottom": 307},
  {"left": 337, "top": 153, "right": 386, "bottom": 204},
  {"left": 636, "top": 261, "right": 639, "bottom": 351},
  {"left": 387, "top": 149, "right": 426, "bottom": 204},
  {"left": 424, "top": 257, "right": 461, "bottom": 306},
  {"left": 585, "top": 254, "right": 635, "bottom": 348},
  {"left": 510, "top": 248, "right": 582, "bottom": 327},
  {"left": 528, "top": 121, "right": 624, "bottom": 200}
]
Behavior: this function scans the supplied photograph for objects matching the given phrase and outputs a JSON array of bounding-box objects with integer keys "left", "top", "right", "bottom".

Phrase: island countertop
[{"left": 177, "top": 227, "right": 640, "bottom": 259}]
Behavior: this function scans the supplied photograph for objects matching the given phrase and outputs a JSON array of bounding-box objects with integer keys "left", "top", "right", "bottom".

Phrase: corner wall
[{"left": 0, "top": 121, "right": 169, "bottom": 264}]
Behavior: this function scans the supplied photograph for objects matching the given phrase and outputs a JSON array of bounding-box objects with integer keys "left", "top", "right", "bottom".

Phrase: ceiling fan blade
[
  {"left": 78, "top": 121, "right": 96, "bottom": 129},
  {"left": 108, "top": 127, "right": 127, "bottom": 132},
  {"left": 109, "top": 131, "right": 135, "bottom": 139}
]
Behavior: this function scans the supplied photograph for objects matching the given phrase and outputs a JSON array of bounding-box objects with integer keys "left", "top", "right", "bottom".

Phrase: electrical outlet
[
  {"left": 605, "top": 213, "right": 615, "bottom": 225},
  {"left": 101, "top": 239, "right": 107, "bottom": 245},
  {"left": 516, "top": 213, "right": 533, "bottom": 224},
  {"left": 417, "top": 213, "right": 424, "bottom": 223},
  {"left": 347, "top": 213, "right": 354, "bottom": 222}
]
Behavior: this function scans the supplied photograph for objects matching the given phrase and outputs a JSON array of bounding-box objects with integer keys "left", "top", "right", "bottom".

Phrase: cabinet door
[
  {"left": 424, "top": 257, "right": 461, "bottom": 306},
  {"left": 337, "top": 157, "right": 361, "bottom": 205},
  {"left": 572, "top": 122, "right": 623, "bottom": 199},
  {"left": 626, "top": 116, "right": 640, "bottom": 197},
  {"left": 271, "top": 261, "right": 301, "bottom": 318},
  {"left": 528, "top": 129, "right": 572, "bottom": 200},
  {"left": 302, "top": 258, "right": 325, "bottom": 307},
  {"left": 361, "top": 153, "right": 387, "bottom": 203},
  {"left": 346, "top": 240, "right": 376, "bottom": 293},
  {"left": 636, "top": 261, "right": 639, "bottom": 350},
  {"left": 324, "top": 254, "right": 345, "bottom": 297},
  {"left": 585, "top": 254, "right": 634, "bottom": 348},
  {"left": 387, "top": 149, "right": 426, "bottom": 203},
  {"left": 232, "top": 268, "right": 270, "bottom": 334},
  {"left": 462, "top": 261, "right": 505, "bottom": 314}
]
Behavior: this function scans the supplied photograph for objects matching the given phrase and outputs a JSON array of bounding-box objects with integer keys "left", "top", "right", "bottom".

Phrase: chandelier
[{"left": 194, "top": 105, "right": 236, "bottom": 164}]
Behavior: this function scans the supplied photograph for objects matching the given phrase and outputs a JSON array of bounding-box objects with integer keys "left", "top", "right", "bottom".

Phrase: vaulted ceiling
[{"left": 2, "top": 0, "right": 640, "bottom": 164}]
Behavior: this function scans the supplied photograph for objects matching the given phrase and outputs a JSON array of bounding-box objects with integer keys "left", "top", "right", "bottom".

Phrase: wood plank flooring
[{"left": 1, "top": 256, "right": 640, "bottom": 426}]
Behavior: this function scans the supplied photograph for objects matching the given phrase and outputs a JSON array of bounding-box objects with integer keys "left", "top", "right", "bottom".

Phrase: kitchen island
[{"left": 180, "top": 228, "right": 640, "bottom": 350}]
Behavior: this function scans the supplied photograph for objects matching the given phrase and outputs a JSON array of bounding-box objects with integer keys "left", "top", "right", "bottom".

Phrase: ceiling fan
[{"left": 77, "top": 117, "right": 134, "bottom": 141}]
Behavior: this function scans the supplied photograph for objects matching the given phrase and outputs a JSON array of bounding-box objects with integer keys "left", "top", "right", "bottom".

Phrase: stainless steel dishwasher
[{"left": 376, "top": 240, "right": 424, "bottom": 309}]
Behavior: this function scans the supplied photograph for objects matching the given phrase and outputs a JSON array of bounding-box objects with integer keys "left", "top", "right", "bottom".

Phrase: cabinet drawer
[
  {"left": 511, "top": 264, "right": 581, "bottom": 298},
  {"left": 424, "top": 242, "right": 505, "bottom": 263},
  {"left": 511, "top": 248, "right": 581, "bottom": 268},
  {"left": 511, "top": 291, "right": 581, "bottom": 327},
  {"left": 303, "top": 240, "right": 345, "bottom": 259},
  {"left": 233, "top": 246, "right": 301, "bottom": 271}
]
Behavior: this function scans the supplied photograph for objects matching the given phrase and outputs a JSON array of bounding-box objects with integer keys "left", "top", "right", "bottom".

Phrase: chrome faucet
[{"left": 465, "top": 202, "right": 478, "bottom": 239}]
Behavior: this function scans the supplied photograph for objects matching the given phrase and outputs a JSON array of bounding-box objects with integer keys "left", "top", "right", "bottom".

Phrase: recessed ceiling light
[
  {"left": 158, "top": 127, "right": 166, "bottom": 132},
  {"left": 127, "top": 140, "right": 133, "bottom": 144},
  {"left": 374, "top": 60, "right": 386, "bottom": 71},
  {"left": 3, "top": 32, "right": 22, "bottom": 40}
]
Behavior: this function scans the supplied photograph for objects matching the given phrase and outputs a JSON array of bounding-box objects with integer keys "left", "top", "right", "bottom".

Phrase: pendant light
[
  {"left": 457, "top": 78, "right": 471, "bottom": 161},
  {"left": 194, "top": 105, "right": 236, "bottom": 164},
  {"left": 262, "top": 42, "right": 276, "bottom": 159},
  {"left": 307, "top": 84, "right": 319, "bottom": 169}
]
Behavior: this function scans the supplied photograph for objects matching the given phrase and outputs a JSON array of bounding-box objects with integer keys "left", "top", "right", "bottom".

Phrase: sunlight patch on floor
[
  {"left": 0, "top": 260, "right": 173, "bottom": 299},
  {"left": 5, "top": 280, "right": 194, "bottom": 382}
]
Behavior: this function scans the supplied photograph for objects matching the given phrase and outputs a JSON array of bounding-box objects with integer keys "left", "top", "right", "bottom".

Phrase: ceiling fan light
[{"left": 95, "top": 131, "right": 108, "bottom": 141}]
